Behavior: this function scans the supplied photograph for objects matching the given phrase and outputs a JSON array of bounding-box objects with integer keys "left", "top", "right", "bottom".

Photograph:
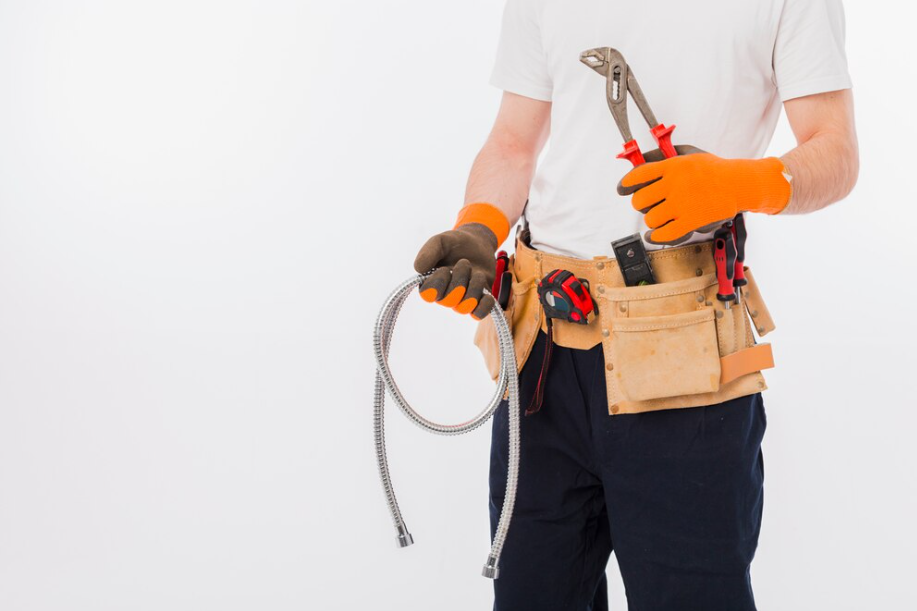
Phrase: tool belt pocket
[
  {"left": 474, "top": 255, "right": 542, "bottom": 381},
  {"left": 604, "top": 274, "right": 724, "bottom": 404}
]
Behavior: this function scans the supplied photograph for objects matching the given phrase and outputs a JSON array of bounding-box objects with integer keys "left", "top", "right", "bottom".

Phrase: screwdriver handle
[
  {"left": 617, "top": 139, "right": 646, "bottom": 167},
  {"left": 714, "top": 228, "right": 737, "bottom": 304},
  {"left": 651, "top": 123, "right": 678, "bottom": 159},
  {"left": 732, "top": 214, "right": 748, "bottom": 289}
]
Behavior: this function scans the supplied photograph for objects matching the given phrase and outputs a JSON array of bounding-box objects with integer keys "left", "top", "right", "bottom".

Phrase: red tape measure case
[{"left": 537, "top": 269, "right": 596, "bottom": 324}]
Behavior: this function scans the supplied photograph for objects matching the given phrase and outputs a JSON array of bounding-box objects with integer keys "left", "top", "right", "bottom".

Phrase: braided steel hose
[{"left": 373, "top": 274, "right": 521, "bottom": 579}]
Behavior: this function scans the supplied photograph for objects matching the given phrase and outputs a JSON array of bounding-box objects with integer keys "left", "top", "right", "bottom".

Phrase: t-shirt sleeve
[
  {"left": 489, "top": 0, "right": 552, "bottom": 102},
  {"left": 773, "top": 0, "right": 852, "bottom": 101}
]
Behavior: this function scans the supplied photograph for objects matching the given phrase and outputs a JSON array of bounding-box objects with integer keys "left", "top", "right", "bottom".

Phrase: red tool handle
[
  {"left": 651, "top": 123, "right": 678, "bottom": 159},
  {"left": 616, "top": 139, "right": 646, "bottom": 167},
  {"left": 492, "top": 250, "right": 508, "bottom": 295},
  {"left": 713, "top": 228, "right": 737, "bottom": 304},
  {"left": 731, "top": 215, "right": 748, "bottom": 290},
  {"left": 618, "top": 124, "right": 678, "bottom": 168}
]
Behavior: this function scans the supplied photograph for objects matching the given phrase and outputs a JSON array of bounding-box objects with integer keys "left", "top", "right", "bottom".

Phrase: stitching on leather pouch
[
  {"left": 620, "top": 285, "right": 715, "bottom": 301},
  {"left": 605, "top": 277, "right": 717, "bottom": 302},
  {"left": 733, "top": 308, "right": 739, "bottom": 353},
  {"left": 613, "top": 316, "right": 713, "bottom": 333},
  {"left": 602, "top": 336, "right": 623, "bottom": 407}
]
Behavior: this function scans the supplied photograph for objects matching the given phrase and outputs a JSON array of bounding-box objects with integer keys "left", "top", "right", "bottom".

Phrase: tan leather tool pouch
[
  {"left": 474, "top": 238, "right": 776, "bottom": 415},
  {"left": 602, "top": 265, "right": 776, "bottom": 414},
  {"left": 604, "top": 274, "right": 722, "bottom": 403}
]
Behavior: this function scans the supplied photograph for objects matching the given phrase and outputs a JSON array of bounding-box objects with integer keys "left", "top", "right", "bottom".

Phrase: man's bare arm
[
  {"left": 781, "top": 89, "right": 859, "bottom": 215},
  {"left": 465, "top": 92, "right": 552, "bottom": 225}
]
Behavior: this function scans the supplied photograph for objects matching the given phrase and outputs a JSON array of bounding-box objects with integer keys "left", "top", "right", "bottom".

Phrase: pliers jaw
[
  {"left": 579, "top": 48, "right": 634, "bottom": 144},
  {"left": 580, "top": 47, "right": 677, "bottom": 166}
]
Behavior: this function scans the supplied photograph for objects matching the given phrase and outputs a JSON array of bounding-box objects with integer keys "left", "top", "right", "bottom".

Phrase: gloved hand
[
  {"left": 617, "top": 149, "right": 792, "bottom": 245},
  {"left": 413, "top": 203, "right": 510, "bottom": 320}
]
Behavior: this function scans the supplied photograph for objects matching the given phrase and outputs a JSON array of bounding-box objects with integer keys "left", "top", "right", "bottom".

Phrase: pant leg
[
  {"left": 490, "top": 332, "right": 612, "bottom": 611},
  {"left": 594, "top": 394, "right": 767, "bottom": 611}
]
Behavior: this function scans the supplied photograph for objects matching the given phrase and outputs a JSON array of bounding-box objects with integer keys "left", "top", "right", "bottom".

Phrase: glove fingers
[
  {"left": 645, "top": 220, "right": 698, "bottom": 246},
  {"left": 455, "top": 269, "right": 488, "bottom": 315},
  {"left": 644, "top": 201, "right": 676, "bottom": 229},
  {"left": 618, "top": 171, "right": 662, "bottom": 197},
  {"left": 418, "top": 267, "right": 453, "bottom": 302},
  {"left": 438, "top": 259, "right": 472, "bottom": 308},
  {"left": 694, "top": 221, "right": 725, "bottom": 235},
  {"left": 471, "top": 294, "right": 496, "bottom": 320},
  {"left": 414, "top": 233, "right": 448, "bottom": 274},
  {"left": 631, "top": 180, "right": 668, "bottom": 214}
]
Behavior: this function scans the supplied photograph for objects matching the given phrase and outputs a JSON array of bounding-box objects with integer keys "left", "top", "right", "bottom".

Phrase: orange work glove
[
  {"left": 617, "top": 152, "right": 792, "bottom": 245},
  {"left": 413, "top": 203, "right": 511, "bottom": 320}
]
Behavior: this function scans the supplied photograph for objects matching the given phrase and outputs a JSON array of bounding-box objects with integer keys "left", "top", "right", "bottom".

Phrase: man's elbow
[{"left": 839, "top": 134, "right": 860, "bottom": 200}]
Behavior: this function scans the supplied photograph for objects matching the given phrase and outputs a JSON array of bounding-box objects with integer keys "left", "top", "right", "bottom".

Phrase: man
[{"left": 412, "top": 1, "right": 858, "bottom": 609}]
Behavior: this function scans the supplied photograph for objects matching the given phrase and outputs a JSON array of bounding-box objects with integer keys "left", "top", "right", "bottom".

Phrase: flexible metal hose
[{"left": 373, "top": 274, "right": 521, "bottom": 579}]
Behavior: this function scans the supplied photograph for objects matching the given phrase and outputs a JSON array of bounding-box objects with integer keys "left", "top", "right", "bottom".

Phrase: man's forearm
[
  {"left": 462, "top": 92, "right": 551, "bottom": 228},
  {"left": 464, "top": 135, "right": 537, "bottom": 227},
  {"left": 780, "top": 89, "right": 859, "bottom": 215}
]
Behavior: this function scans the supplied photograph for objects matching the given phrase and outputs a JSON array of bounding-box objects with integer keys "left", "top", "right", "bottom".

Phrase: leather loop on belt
[{"left": 720, "top": 343, "right": 774, "bottom": 385}]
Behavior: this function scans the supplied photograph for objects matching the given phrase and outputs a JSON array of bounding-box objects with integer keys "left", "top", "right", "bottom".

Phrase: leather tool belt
[{"left": 474, "top": 231, "right": 776, "bottom": 416}]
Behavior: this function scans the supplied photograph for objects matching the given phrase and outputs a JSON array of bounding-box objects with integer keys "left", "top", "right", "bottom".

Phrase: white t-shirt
[{"left": 490, "top": 0, "right": 852, "bottom": 258}]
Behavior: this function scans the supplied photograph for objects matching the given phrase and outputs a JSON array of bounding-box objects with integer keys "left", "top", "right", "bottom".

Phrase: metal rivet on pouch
[
  {"left": 758, "top": 381, "right": 765, "bottom": 389},
  {"left": 696, "top": 295, "right": 704, "bottom": 303},
  {"left": 606, "top": 363, "right": 614, "bottom": 371},
  {"left": 751, "top": 310, "right": 759, "bottom": 318},
  {"left": 706, "top": 301, "right": 713, "bottom": 307},
  {"left": 597, "top": 262, "right": 605, "bottom": 270},
  {"left": 602, "top": 329, "right": 610, "bottom": 338},
  {"left": 610, "top": 404, "right": 620, "bottom": 415},
  {"left": 695, "top": 268, "right": 703, "bottom": 276},
  {"left": 716, "top": 310, "right": 724, "bottom": 319},
  {"left": 758, "top": 326, "right": 766, "bottom": 334},
  {"left": 619, "top": 304, "right": 627, "bottom": 312},
  {"left": 535, "top": 253, "right": 542, "bottom": 261},
  {"left": 598, "top": 285, "right": 606, "bottom": 294}
]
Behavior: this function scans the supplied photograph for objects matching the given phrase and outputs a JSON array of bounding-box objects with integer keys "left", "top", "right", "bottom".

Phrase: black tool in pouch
[{"left": 611, "top": 233, "right": 657, "bottom": 287}]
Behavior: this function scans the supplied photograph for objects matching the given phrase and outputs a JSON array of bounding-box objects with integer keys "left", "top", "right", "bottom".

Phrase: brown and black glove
[{"left": 413, "top": 203, "right": 510, "bottom": 320}]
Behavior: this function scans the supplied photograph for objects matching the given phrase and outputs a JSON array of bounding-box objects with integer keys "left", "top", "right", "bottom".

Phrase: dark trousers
[{"left": 489, "top": 331, "right": 766, "bottom": 611}]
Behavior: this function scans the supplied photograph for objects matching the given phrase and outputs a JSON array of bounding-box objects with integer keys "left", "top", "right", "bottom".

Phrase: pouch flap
[{"left": 608, "top": 308, "right": 721, "bottom": 403}]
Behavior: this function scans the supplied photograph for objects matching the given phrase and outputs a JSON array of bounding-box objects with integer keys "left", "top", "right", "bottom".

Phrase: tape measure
[{"left": 537, "top": 269, "right": 596, "bottom": 324}]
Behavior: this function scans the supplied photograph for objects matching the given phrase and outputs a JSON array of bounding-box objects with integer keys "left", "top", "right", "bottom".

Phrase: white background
[{"left": 0, "top": 1, "right": 915, "bottom": 610}]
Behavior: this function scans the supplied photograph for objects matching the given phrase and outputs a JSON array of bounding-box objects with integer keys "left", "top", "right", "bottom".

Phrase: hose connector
[
  {"left": 395, "top": 525, "right": 414, "bottom": 548},
  {"left": 481, "top": 554, "right": 501, "bottom": 580}
]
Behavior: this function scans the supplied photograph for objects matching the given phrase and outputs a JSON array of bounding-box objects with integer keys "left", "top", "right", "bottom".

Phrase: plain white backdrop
[{"left": 0, "top": 1, "right": 915, "bottom": 609}]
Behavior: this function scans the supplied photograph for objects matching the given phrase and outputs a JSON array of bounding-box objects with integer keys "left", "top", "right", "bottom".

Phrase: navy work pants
[{"left": 489, "top": 332, "right": 766, "bottom": 611}]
